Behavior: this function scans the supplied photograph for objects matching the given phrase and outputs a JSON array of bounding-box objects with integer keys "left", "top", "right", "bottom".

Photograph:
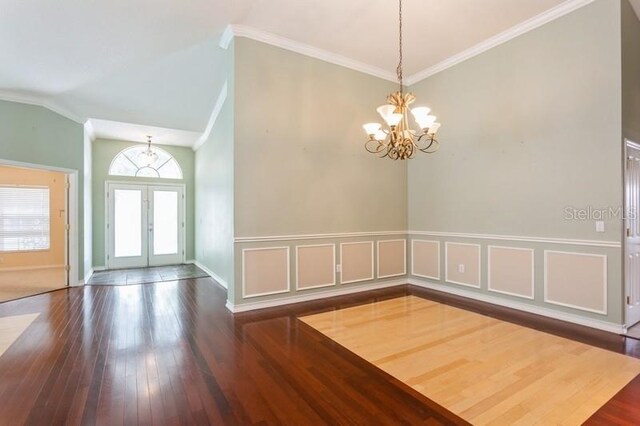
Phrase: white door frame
[
  {"left": 105, "top": 180, "right": 186, "bottom": 269},
  {"left": 624, "top": 139, "right": 640, "bottom": 329},
  {"left": 0, "top": 158, "right": 79, "bottom": 286}
]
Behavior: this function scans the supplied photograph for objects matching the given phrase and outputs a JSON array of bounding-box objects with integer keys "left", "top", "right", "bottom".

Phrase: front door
[{"left": 107, "top": 183, "right": 184, "bottom": 269}]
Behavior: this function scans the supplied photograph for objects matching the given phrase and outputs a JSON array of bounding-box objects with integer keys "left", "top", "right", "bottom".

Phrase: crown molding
[
  {"left": 219, "top": 25, "right": 234, "bottom": 49},
  {"left": 0, "top": 90, "right": 84, "bottom": 124},
  {"left": 84, "top": 120, "right": 96, "bottom": 142},
  {"left": 220, "top": 0, "right": 594, "bottom": 87},
  {"left": 220, "top": 24, "right": 397, "bottom": 83},
  {"left": 404, "top": 0, "right": 595, "bottom": 85},
  {"left": 193, "top": 81, "right": 228, "bottom": 151}
]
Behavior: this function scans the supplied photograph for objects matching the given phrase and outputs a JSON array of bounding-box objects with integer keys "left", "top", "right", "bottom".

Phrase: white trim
[
  {"left": 487, "top": 246, "right": 535, "bottom": 300},
  {"left": 376, "top": 239, "right": 407, "bottom": 279},
  {"left": 219, "top": 25, "right": 234, "bottom": 49},
  {"left": 0, "top": 264, "right": 66, "bottom": 272},
  {"left": 217, "top": 1, "right": 594, "bottom": 88},
  {"left": 235, "top": 230, "right": 406, "bottom": 243},
  {"left": 235, "top": 230, "right": 620, "bottom": 247},
  {"left": 83, "top": 268, "right": 94, "bottom": 284},
  {"left": 444, "top": 242, "right": 482, "bottom": 288},
  {"left": 408, "top": 278, "right": 623, "bottom": 334},
  {"left": 295, "top": 243, "right": 336, "bottom": 291},
  {"left": 0, "top": 158, "right": 79, "bottom": 288},
  {"left": 410, "top": 239, "right": 441, "bottom": 280},
  {"left": 84, "top": 120, "right": 96, "bottom": 143},
  {"left": 92, "top": 266, "right": 107, "bottom": 272},
  {"left": 405, "top": 0, "right": 595, "bottom": 85},
  {"left": 226, "top": 25, "right": 397, "bottom": 83},
  {"left": 193, "top": 81, "right": 228, "bottom": 151},
  {"left": 0, "top": 158, "right": 77, "bottom": 174},
  {"left": 0, "top": 90, "right": 84, "bottom": 124},
  {"left": 339, "top": 241, "right": 375, "bottom": 285},
  {"left": 189, "top": 260, "right": 228, "bottom": 289},
  {"left": 242, "top": 246, "right": 291, "bottom": 298},
  {"left": 408, "top": 230, "right": 620, "bottom": 248},
  {"left": 105, "top": 181, "right": 186, "bottom": 269},
  {"left": 227, "top": 279, "right": 406, "bottom": 313},
  {"left": 544, "top": 250, "right": 608, "bottom": 315}
]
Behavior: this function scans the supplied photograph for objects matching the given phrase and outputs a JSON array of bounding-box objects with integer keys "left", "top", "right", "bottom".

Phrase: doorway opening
[
  {"left": 625, "top": 139, "right": 640, "bottom": 335},
  {"left": 0, "top": 163, "right": 70, "bottom": 302},
  {"left": 106, "top": 182, "right": 185, "bottom": 269}
]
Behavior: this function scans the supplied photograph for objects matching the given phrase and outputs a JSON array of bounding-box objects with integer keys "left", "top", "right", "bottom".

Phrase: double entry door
[{"left": 107, "top": 183, "right": 184, "bottom": 269}]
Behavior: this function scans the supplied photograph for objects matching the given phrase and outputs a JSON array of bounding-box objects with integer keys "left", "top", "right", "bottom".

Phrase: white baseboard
[
  {"left": 189, "top": 260, "right": 228, "bottom": 289},
  {"left": 92, "top": 266, "right": 107, "bottom": 272},
  {"left": 226, "top": 278, "right": 406, "bottom": 313},
  {"left": 82, "top": 268, "right": 94, "bottom": 284},
  {"left": 408, "top": 278, "right": 624, "bottom": 335}
]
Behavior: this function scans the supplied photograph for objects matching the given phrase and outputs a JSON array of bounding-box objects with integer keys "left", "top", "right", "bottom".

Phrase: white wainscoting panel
[
  {"left": 445, "top": 242, "right": 481, "bottom": 288},
  {"left": 242, "top": 247, "right": 290, "bottom": 298},
  {"left": 295, "top": 244, "right": 336, "bottom": 290},
  {"left": 340, "top": 241, "right": 374, "bottom": 284},
  {"left": 411, "top": 240, "right": 440, "bottom": 280},
  {"left": 488, "top": 246, "right": 535, "bottom": 300},
  {"left": 377, "top": 239, "right": 406, "bottom": 279},
  {"left": 544, "top": 250, "right": 607, "bottom": 315}
]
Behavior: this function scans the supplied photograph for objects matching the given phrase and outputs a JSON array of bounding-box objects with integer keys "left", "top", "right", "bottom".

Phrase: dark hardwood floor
[{"left": 0, "top": 277, "right": 639, "bottom": 425}]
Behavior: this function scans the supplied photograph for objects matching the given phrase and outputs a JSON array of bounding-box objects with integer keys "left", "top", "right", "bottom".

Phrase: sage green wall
[
  {"left": 408, "top": 0, "right": 622, "bottom": 241},
  {"left": 622, "top": 0, "right": 640, "bottom": 144},
  {"left": 92, "top": 138, "right": 195, "bottom": 268},
  {"left": 0, "top": 100, "right": 86, "bottom": 281},
  {"left": 194, "top": 42, "right": 235, "bottom": 298},
  {"left": 407, "top": 0, "right": 624, "bottom": 323},
  {"left": 233, "top": 37, "right": 407, "bottom": 237}
]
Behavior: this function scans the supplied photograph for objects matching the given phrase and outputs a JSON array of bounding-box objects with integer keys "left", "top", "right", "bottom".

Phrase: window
[
  {"left": 0, "top": 186, "right": 50, "bottom": 252},
  {"left": 109, "top": 146, "right": 183, "bottom": 179}
]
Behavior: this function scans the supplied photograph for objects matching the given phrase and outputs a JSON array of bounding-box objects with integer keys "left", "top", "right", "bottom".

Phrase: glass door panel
[
  {"left": 153, "top": 191, "right": 178, "bottom": 255},
  {"left": 107, "top": 184, "right": 147, "bottom": 269},
  {"left": 107, "top": 183, "right": 184, "bottom": 269},
  {"left": 149, "top": 186, "right": 184, "bottom": 266},
  {"left": 114, "top": 189, "right": 143, "bottom": 257}
]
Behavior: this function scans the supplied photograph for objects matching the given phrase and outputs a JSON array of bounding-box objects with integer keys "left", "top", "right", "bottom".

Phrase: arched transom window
[{"left": 109, "top": 145, "right": 183, "bottom": 179}]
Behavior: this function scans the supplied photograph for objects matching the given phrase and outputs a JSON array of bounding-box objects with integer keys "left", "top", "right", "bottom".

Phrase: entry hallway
[{"left": 0, "top": 277, "right": 639, "bottom": 425}]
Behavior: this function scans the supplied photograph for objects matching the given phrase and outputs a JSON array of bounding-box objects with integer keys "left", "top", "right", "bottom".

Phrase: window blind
[{"left": 0, "top": 186, "right": 50, "bottom": 252}]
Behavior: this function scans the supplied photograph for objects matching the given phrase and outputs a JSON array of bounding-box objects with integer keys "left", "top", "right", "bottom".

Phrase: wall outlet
[
  {"left": 458, "top": 264, "right": 465, "bottom": 273},
  {"left": 336, "top": 264, "right": 341, "bottom": 273},
  {"left": 596, "top": 221, "right": 605, "bottom": 232}
]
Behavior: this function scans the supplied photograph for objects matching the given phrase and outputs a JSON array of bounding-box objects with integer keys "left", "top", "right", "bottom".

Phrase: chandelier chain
[
  {"left": 397, "top": 0, "right": 403, "bottom": 92},
  {"left": 362, "top": 0, "right": 442, "bottom": 160}
]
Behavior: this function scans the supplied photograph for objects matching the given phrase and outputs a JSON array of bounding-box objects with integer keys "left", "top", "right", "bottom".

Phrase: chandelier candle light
[
  {"left": 363, "top": 0, "right": 442, "bottom": 160},
  {"left": 138, "top": 135, "right": 159, "bottom": 167}
]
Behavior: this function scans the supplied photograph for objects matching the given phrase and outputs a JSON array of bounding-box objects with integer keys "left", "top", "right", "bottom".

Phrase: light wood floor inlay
[
  {"left": 300, "top": 295, "right": 640, "bottom": 425},
  {"left": 0, "top": 313, "right": 39, "bottom": 358}
]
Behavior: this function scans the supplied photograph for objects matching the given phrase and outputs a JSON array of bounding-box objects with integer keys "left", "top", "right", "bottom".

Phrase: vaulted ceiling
[{"left": 1, "top": 0, "right": 632, "bottom": 146}]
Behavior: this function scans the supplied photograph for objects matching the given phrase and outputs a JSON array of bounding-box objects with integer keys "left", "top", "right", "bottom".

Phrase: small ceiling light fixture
[
  {"left": 139, "top": 135, "right": 159, "bottom": 166},
  {"left": 363, "top": 0, "right": 442, "bottom": 160}
]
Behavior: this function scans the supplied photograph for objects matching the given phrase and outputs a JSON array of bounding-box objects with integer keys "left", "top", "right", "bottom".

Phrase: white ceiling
[
  {"left": 88, "top": 119, "right": 202, "bottom": 148},
  {"left": 0, "top": 0, "right": 617, "bottom": 147}
]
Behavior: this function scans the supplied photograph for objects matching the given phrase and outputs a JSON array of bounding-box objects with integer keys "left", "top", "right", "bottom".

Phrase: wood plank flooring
[
  {"left": 0, "top": 279, "right": 639, "bottom": 424},
  {"left": 301, "top": 295, "right": 640, "bottom": 425}
]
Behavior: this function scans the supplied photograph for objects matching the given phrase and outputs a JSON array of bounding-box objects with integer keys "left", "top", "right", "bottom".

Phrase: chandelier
[
  {"left": 362, "top": 0, "right": 442, "bottom": 160},
  {"left": 138, "top": 135, "right": 159, "bottom": 166}
]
